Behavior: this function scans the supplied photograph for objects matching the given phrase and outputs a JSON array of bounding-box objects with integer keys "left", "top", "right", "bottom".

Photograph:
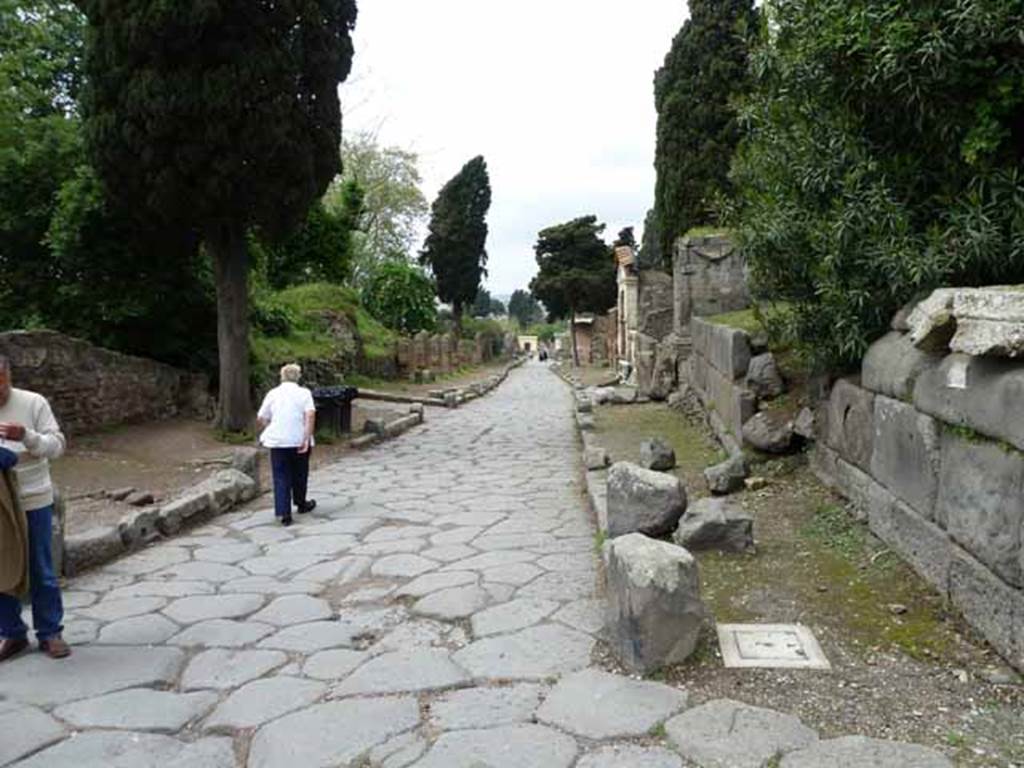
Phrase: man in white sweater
[{"left": 0, "top": 356, "right": 70, "bottom": 661}]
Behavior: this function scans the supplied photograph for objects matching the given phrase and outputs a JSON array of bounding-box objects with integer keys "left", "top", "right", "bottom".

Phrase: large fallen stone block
[
  {"left": 639, "top": 438, "right": 676, "bottom": 471},
  {"left": 603, "top": 533, "right": 705, "bottom": 673},
  {"left": 907, "top": 288, "right": 958, "bottom": 352},
  {"left": 742, "top": 411, "right": 793, "bottom": 453},
  {"left": 704, "top": 454, "right": 748, "bottom": 495},
  {"left": 951, "top": 287, "right": 1024, "bottom": 358},
  {"left": 673, "top": 497, "right": 754, "bottom": 553},
  {"left": 197, "top": 469, "right": 258, "bottom": 512},
  {"left": 745, "top": 353, "right": 784, "bottom": 399},
  {"left": 606, "top": 462, "right": 687, "bottom": 537}
]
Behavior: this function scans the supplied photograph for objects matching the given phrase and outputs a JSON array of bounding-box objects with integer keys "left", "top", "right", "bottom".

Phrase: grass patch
[
  {"left": 593, "top": 528, "right": 608, "bottom": 553},
  {"left": 213, "top": 428, "right": 255, "bottom": 445},
  {"left": 684, "top": 225, "right": 732, "bottom": 239},
  {"left": 801, "top": 503, "right": 866, "bottom": 560}
]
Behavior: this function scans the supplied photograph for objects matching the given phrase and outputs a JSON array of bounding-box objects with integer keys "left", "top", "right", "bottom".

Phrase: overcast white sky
[{"left": 340, "top": 0, "right": 688, "bottom": 297}]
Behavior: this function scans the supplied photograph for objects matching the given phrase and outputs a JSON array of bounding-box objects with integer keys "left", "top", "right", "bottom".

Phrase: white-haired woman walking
[{"left": 256, "top": 364, "right": 317, "bottom": 526}]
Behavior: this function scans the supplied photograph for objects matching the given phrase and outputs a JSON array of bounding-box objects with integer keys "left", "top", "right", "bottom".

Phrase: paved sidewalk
[{"left": 0, "top": 363, "right": 952, "bottom": 767}]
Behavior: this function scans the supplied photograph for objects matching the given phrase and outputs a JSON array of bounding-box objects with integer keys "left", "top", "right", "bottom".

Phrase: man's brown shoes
[
  {"left": 0, "top": 636, "right": 29, "bottom": 662},
  {"left": 40, "top": 636, "right": 71, "bottom": 659}
]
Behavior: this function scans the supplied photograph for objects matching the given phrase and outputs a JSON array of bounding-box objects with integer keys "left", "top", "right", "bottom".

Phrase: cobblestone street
[{"left": 0, "top": 363, "right": 956, "bottom": 767}]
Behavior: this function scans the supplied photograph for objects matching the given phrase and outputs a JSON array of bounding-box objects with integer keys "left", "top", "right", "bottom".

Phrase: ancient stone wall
[
  {"left": 672, "top": 235, "right": 750, "bottom": 335},
  {"left": 812, "top": 327, "right": 1024, "bottom": 672},
  {"left": 0, "top": 330, "right": 211, "bottom": 436},
  {"left": 687, "top": 318, "right": 756, "bottom": 443}
]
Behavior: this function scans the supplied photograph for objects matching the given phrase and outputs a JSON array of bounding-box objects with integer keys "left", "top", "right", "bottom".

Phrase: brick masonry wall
[
  {"left": 0, "top": 330, "right": 211, "bottom": 435},
  {"left": 813, "top": 330, "right": 1024, "bottom": 672}
]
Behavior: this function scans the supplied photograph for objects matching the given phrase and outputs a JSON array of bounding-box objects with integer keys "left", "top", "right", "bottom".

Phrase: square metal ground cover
[{"left": 717, "top": 623, "right": 831, "bottom": 670}]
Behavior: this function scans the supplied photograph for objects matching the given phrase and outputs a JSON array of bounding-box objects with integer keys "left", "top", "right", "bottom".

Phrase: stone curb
[{"left": 357, "top": 357, "right": 526, "bottom": 410}]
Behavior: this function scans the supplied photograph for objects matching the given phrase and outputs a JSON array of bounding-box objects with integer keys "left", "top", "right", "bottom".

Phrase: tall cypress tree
[
  {"left": 419, "top": 156, "right": 491, "bottom": 333},
  {"left": 653, "top": 0, "right": 755, "bottom": 259},
  {"left": 79, "top": 0, "right": 358, "bottom": 430}
]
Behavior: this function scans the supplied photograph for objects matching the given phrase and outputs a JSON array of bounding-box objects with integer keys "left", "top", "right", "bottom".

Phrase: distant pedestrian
[
  {"left": 257, "top": 363, "right": 317, "bottom": 527},
  {"left": 0, "top": 355, "right": 70, "bottom": 662}
]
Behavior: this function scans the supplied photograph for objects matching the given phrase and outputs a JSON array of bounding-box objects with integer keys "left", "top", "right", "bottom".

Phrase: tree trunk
[
  {"left": 452, "top": 302, "right": 463, "bottom": 338},
  {"left": 570, "top": 305, "right": 580, "bottom": 368},
  {"left": 209, "top": 222, "right": 253, "bottom": 432}
]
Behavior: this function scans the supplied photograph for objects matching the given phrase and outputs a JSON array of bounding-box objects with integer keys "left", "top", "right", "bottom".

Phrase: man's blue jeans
[
  {"left": 270, "top": 448, "right": 311, "bottom": 518},
  {"left": 0, "top": 504, "right": 64, "bottom": 641}
]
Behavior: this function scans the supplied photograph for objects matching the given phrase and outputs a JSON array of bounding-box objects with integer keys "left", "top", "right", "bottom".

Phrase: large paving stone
[
  {"left": 181, "top": 649, "right": 288, "bottom": 690},
  {"left": 0, "top": 701, "right": 65, "bottom": 766},
  {"left": 249, "top": 595, "right": 332, "bottom": 625},
  {"left": 220, "top": 576, "right": 323, "bottom": 595},
  {"left": 516, "top": 570, "right": 594, "bottom": 601},
  {"left": 552, "top": 598, "right": 607, "bottom": 635},
  {"left": 372, "top": 553, "right": 438, "bottom": 578},
  {"left": 15, "top": 731, "right": 235, "bottom": 768},
  {"left": 105, "top": 546, "right": 191, "bottom": 576},
  {"left": 604, "top": 533, "right": 705, "bottom": 673},
  {"left": 78, "top": 596, "right": 167, "bottom": 622},
  {"left": 537, "top": 668, "right": 687, "bottom": 738},
  {"left": 430, "top": 684, "right": 547, "bottom": 730},
  {"left": 302, "top": 648, "right": 370, "bottom": 680},
  {"left": 205, "top": 676, "right": 326, "bottom": 730},
  {"left": 163, "top": 594, "right": 265, "bottom": 624},
  {"left": 471, "top": 597, "right": 560, "bottom": 636},
  {"left": 413, "top": 584, "right": 491, "bottom": 620},
  {"left": 666, "top": 699, "right": 818, "bottom": 768},
  {"left": 194, "top": 542, "right": 262, "bottom": 564},
  {"left": 97, "top": 613, "right": 181, "bottom": 645},
  {"left": 483, "top": 562, "right": 544, "bottom": 585},
  {"left": 240, "top": 554, "right": 325, "bottom": 577},
  {"left": 265, "top": 534, "right": 356, "bottom": 558},
  {"left": 606, "top": 462, "right": 687, "bottom": 537},
  {"left": 453, "top": 623, "right": 595, "bottom": 680},
  {"left": 54, "top": 689, "right": 218, "bottom": 732},
  {"left": 396, "top": 570, "right": 478, "bottom": 597},
  {"left": 257, "top": 621, "right": 358, "bottom": 652},
  {"left": 0, "top": 646, "right": 184, "bottom": 707},
  {"left": 106, "top": 580, "right": 216, "bottom": 599},
  {"left": 248, "top": 696, "right": 419, "bottom": 768},
  {"left": 153, "top": 561, "right": 247, "bottom": 582},
  {"left": 332, "top": 648, "right": 470, "bottom": 696},
  {"left": 443, "top": 550, "right": 537, "bottom": 572},
  {"left": 169, "top": 619, "right": 276, "bottom": 648},
  {"left": 415, "top": 723, "right": 578, "bottom": 768},
  {"left": 577, "top": 745, "right": 684, "bottom": 768},
  {"left": 780, "top": 735, "right": 952, "bottom": 767}
]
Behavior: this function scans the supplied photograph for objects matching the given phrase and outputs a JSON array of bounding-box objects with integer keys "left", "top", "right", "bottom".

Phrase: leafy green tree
[
  {"left": 326, "top": 131, "right": 429, "bottom": 286},
  {"left": 490, "top": 297, "right": 506, "bottom": 316},
  {"left": 654, "top": 0, "right": 755, "bottom": 257},
  {"left": 362, "top": 261, "right": 437, "bottom": 335},
  {"left": 79, "top": 0, "right": 358, "bottom": 430},
  {"left": 420, "top": 156, "right": 492, "bottom": 333},
  {"left": 734, "top": 0, "right": 1024, "bottom": 369},
  {"left": 529, "top": 216, "right": 616, "bottom": 366},
  {"left": 472, "top": 288, "right": 495, "bottom": 318},
  {"left": 507, "top": 289, "right": 542, "bottom": 329}
]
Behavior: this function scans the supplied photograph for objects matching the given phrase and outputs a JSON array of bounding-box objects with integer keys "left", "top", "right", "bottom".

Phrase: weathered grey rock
[
  {"left": 937, "top": 430, "right": 1024, "bottom": 586},
  {"left": 97, "top": 613, "right": 181, "bottom": 645},
  {"left": 606, "top": 461, "right": 687, "bottom": 537},
  {"left": 577, "top": 746, "right": 684, "bottom": 768},
  {"left": 0, "top": 646, "right": 184, "bottom": 707},
  {"left": 793, "top": 407, "right": 815, "bottom": 440},
  {"left": 156, "top": 491, "right": 211, "bottom": 535},
  {"left": 576, "top": 396, "right": 593, "bottom": 413},
  {"left": 603, "top": 533, "right": 705, "bottom": 673},
  {"left": 54, "top": 689, "right": 218, "bottom": 732},
  {"left": 824, "top": 378, "right": 875, "bottom": 471},
  {"left": 948, "top": 547, "right": 1024, "bottom": 670},
  {"left": 415, "top": 724, "right": 578, "bottom": 768},
  {"left": 431, "top": 684, "right": 547, "bottom": 730},
  {"left": 692, "top": 318, "right": 752, "bottom": 379},
  {"left": 611, "top": 386, "right": 638, "bottom": 404},
  {"left": 413, "top": 584, "right": 491, "bottom": 620},
  {"left": 870, "top": 396, "right": 941, "bottom": 518},
  {"left": 0, "top": 701, "right": 65, "bottom": 766},
  {"left": 163, "top": 594, "right": 264, "bottom": 624},
  {"left": 181, "top": 649, "right": 287, "bottom": 690},
  {"left": 576, "top": 412, "right": 595, "bottom": 431},
  {"left": 470, "top": 597, "right": 560, "bottom": 636},
  {"left": 453, "top": 623, "right": 595, "bottom": 679},
  {"left": 704, "top": 454, "right": 748, "bottom": 495},
  {"left": 118, "top": 507, "right": 161, "bottom": 548},
  {"left": 742, "top": 411, "right": 793, "bottom": 453},
  {"left": 667, "top": 699, "right": 818, "bottom": 768},
  {"left": 369, "top": 731, "right": 428, "bottom": 768},
  {"left": 248, "top": 696, "right": 420, "bottom": 768},
  {"left": 746, "top": 353, "right": 785, "bottom": 398},
  {"left": 948, "top": 287, "right": 1024, "bottom": 357},
  {"left": 639, "top": 437, "right": 676, "bottom": 470},
  {"left": 862, "top": 331, "right": 940, "bottom": 401},
  {"left": 249, "top": 595, "right": 333, "bottom": 626},
  {"left": 648, "top": 337, "right": 683, "bottom": 401},
  {"left": 205, "top": 677, "right": 326, "bottom": 730},
  {"left": 674, "top": 497, "right": 754, "bottom": 553},
  {"left": 15, "top": 731, "right": 235, "bottom": 768},
  {"left": 537, "top": 668, "right": 687, "bottom": 739},
  {"left": 907, "top": 288, "right": 958, "bottom": 351},
  {"left": 65, "top": 525, "right": 125, "bottom": 573},
  {"left": 332, "top": 648, "right": 470, "bottom": 696},
  {"left": 584, "top": 446, "right": 610, "bottom": 470},
  {"left": 231, "top": 446, "right": 261, "bottom": 484},
  {"left": 781, "top": 735, "right": 952, "bottom": 767}
]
